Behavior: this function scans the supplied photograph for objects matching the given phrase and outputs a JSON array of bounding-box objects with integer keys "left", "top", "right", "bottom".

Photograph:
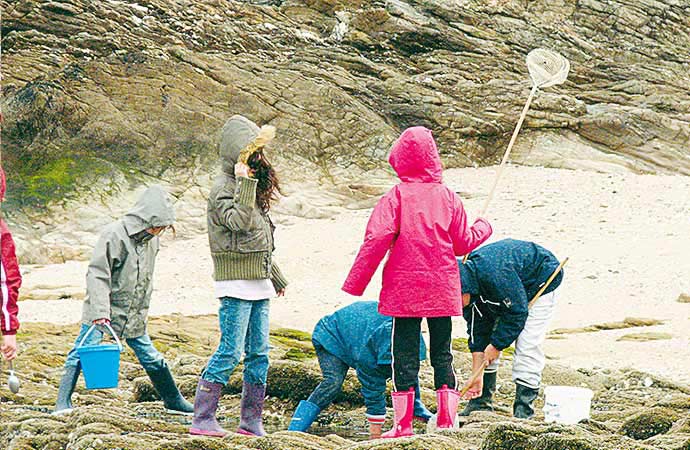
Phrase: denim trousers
[
  {"left": 202, "top": 297, "right": 270, "bottom": 385},
  {"left": 307, "top": 345, "right": 428, "bottom": 418},
  {"left": 64, "top": 323, "right": 164, "bottom": 371}
]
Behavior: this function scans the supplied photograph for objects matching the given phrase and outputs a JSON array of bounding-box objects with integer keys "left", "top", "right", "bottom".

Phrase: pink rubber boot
[
  {"left": 436, "top": 384, "right": 461, "bottom": 429},
  {"left": 381, "top": 387, "right": 415, "bottom": 439}
]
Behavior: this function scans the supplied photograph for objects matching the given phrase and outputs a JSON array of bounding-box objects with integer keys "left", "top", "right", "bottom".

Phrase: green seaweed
[{"left": 15, "top": 157, "right": 112, "bottom": 207}]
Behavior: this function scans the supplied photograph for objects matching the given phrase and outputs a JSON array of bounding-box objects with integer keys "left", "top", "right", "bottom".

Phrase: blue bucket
[{"left": 76, "top": 324, "right": 123, "bottom": 390}]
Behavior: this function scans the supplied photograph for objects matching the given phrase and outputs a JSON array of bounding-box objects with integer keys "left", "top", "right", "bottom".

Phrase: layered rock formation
[{"left": 2, "top": 0, "right": 689, "bottom": 212}]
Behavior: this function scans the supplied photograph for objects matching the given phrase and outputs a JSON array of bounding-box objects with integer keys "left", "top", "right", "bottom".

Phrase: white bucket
[{"left": 543, "top": 386, "right": 593, "bottom": 425}]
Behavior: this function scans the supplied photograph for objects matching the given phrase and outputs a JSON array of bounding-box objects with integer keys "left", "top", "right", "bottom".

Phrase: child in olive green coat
[{"left": 191, "top": 115, "right": 287, "bottom": 438}]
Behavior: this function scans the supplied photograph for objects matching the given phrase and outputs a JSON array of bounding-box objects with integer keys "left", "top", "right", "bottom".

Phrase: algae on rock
[{"left": 3, "top": 315, "right": 690, "bottom": 449}]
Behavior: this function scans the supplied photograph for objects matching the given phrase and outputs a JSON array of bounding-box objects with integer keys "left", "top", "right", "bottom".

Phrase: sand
[{"left": 16, "top": 165, "right": 690, "bottom": 384}]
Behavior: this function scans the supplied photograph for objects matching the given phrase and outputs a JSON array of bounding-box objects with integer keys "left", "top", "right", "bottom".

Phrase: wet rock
[
  {"left": 133, "top": 375, "right": 159, "bottom": 403},
  {"left": 266, "top": 361, "right": 363, "bottom": 405},
  {"left": 481, "top": 422, "right": 535, "bottom": 450},
  {"left": 4, "top": 316, "right": 690, "bottom": 449},
  {"left": 239, "top": 431, "right": 353, "bottom": 449},
  {"left": 532, "top": 434, "right": 596, "bottom": 450},
  {"left": 349, "top": 434, "right": 472, "bottom": 449},
  {"left": 481, "top": 422, "right": 651, "bottom": 450},
  {"left": 618, "top": 332, "right": 673, "bottom": 342},
  {"left": 550, "top": 317, "right": 665, "bottom": 335},
  {"left": 620, "top": 408, "right": 679, "bottom": 440},
  {"left": 645, "top": 433, "right": 690, "bottom": 450}
]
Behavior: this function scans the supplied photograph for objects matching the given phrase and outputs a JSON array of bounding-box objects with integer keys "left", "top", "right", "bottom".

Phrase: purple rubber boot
[
  {"left": 189, "top": 379, "right": 228, "bottom": 437},
  {"left": 236, "top": 382, "right": 267, "bottom": 436}
]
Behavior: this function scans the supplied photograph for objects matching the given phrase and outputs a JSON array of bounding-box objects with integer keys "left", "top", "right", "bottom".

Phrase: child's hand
[
  {"left": 276, "top": 289, "right": 286, "bottom": 297},
  {"left": 483, "top": 344, "right": 501, "bottom": 365},
  {"left": 2, "top": 335, "right": 17, "bottom": 360},
  {"left": 1, "top": 335, "right": 17, "bottom": 360},
  {"left": 235, "top": 162, "right": 253, "bottom": 178},
  {"left": 462, "top": 376, "right": 483, "bottom": 400},
  {"left": 93, "top": 318, "right": 111, "bottom": 325}
]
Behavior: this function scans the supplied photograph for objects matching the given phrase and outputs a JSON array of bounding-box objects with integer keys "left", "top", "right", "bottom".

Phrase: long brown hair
[{"left": 247, "top": 151, "right": 281, "bottom": 212}]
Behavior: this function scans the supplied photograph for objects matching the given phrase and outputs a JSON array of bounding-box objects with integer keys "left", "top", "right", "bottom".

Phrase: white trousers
[{"left": 486, "top": 290, "right": 557, "bottom": 389}]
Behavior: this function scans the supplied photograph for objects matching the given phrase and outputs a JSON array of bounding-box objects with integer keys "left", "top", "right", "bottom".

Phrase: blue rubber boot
[
  {"left": 413, "top": 384, "right": 433, "bottom": 423},
  {"left": 288, "top": 400, "right": 321, "bottom": 432}
]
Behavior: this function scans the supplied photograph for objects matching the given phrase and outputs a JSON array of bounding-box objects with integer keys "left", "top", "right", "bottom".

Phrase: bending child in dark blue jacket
[
  {"left": 288, "top": 301, "right": 432, "bottom": 439},
  {"left": 459, "top": 239, "right": 564, "bottom": 419}
]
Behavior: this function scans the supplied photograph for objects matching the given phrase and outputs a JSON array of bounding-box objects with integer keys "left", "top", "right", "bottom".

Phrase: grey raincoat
[{"left": 81, "top": 185, "right": 175, "bottom": 338}]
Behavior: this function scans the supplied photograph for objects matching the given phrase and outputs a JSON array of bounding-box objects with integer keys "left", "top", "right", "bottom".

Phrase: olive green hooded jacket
[
  {"left": 81, "top": 185, "right": 175, "bottom": 338},
  {"left": 207, "top": 115, "right": 288, "bottom": 292}
]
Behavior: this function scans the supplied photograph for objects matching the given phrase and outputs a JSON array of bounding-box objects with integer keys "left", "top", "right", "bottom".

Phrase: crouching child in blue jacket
[
  {"left": 458, "top": 239, "right": 564, "bottom": 419},
  {"left": 288, "top": 301, "right": 432, "bottom": 439}
]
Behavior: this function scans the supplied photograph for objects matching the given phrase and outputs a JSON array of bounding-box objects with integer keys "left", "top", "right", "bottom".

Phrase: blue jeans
[
  {"left": 202, "top": 297, "right": 270, "bottom": 385},
  {"left": 307, "top": 346, "right": 429, "bottom": 418},
  {"left": 65, "top": 324, "right": 164, "bottom": 371},
  {"left": 307, "top": 346, "right": 351, "bottom": 411}
]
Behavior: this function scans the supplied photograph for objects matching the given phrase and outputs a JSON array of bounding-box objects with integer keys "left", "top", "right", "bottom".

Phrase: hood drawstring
[
  {"left": 469, "top": 302, "right": 482, "bottom": 346},
  {"left": 469, "top": 295, "right": 499, "bottom": 345}
]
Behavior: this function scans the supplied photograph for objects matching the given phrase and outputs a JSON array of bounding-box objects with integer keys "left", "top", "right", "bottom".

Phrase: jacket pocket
[
  {"left": 109, "top": 292, "right": 132, "bottom": 334},
  {"left": 236, "top": 228, "right": 271, "bottom": 252},
  {"left": 236, "top": 214, "right": 271, "bottom": 253}
]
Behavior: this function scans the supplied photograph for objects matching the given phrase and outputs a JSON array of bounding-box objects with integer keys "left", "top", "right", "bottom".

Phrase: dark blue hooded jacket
[
  {"left": 459, "top": 239, "right": 564, "bottom": 352},
  {"left": 312, "top": 301, "right": 428, "bottom": 417}
]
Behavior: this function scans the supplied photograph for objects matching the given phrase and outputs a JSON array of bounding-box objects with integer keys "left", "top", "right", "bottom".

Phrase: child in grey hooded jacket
[{"left": 54, "top": 185, "right": 193, "bottom": 415}]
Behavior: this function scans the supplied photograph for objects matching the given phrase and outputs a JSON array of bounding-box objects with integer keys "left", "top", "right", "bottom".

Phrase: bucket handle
[{"left": 77, "top": 323, "right": 123, "bottom": 352}]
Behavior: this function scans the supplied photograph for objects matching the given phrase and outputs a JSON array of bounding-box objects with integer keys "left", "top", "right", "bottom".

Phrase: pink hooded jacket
[{"left": 342, "top": 127, "right": 492, "bottom": 318}]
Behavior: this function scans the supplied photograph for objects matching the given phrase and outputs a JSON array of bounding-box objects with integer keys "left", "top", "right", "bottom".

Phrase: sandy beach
[{"left": 16, "top": 165, "right": 690, "bottom": 383}]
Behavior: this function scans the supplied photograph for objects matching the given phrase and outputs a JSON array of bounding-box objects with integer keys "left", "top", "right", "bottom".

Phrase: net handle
[
  {"left": 461, "top": 49, "right": 569, "bottom": 263},
  {"left": 461, "top": 84, "right": 537, "bottom": 263}
]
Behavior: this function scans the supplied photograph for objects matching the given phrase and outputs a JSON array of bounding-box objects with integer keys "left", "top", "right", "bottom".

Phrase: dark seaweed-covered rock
[
  {"left": 3, "top": 316, "right": 690, "bottom": 449},
  {"left": 621, "top": 408, "right": 680, "bottom": 440},
  {"left": 532, "top": 433, "right": 596, "bottom": 450},
  {"left": 481, "top": 423, "right": 534, "bottom": 450}
]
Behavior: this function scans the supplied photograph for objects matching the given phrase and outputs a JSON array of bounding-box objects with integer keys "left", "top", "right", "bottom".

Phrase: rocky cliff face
[
  {"left": 2, "top": 0, "right": 689, "bottom": 262},
  {"left": 2, "top": 0, "right": 689, "bottom": 208}
]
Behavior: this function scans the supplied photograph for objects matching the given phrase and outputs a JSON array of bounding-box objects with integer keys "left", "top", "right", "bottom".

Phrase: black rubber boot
[
  {"left": 146, "top": 362, "right": 194, "bottom": 415},
  {"left": 460, "top": 371, "right": 496, "bottom": 416},
  {"left": 53, "top": 363, "right": 81, "bottom": 415},
  {"left": 513, "top": 382, "right": 539, "bottom": 419}
]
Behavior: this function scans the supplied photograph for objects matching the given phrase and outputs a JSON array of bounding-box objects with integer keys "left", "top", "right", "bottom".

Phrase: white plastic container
[{"left": 543, "top": 386, "right": 593, "bottom": 425}]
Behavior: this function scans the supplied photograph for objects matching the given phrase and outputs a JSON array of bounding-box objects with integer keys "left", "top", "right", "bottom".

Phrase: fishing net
[{"left": 526, "top": 48, "right": 570, "bottom": 88}]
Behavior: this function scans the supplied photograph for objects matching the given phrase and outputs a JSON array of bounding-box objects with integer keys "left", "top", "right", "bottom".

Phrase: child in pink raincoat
[{"left": 342, "top": 126, "right": 492, "bottom": 437}]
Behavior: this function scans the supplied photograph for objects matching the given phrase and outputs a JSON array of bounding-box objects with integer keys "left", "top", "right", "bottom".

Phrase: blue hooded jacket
[
  {"left": 459, "top": 239, "right": 564, "bottom": 352},
  {"left": 312, "top": 301, "right": 428, "bottom": 418}
]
